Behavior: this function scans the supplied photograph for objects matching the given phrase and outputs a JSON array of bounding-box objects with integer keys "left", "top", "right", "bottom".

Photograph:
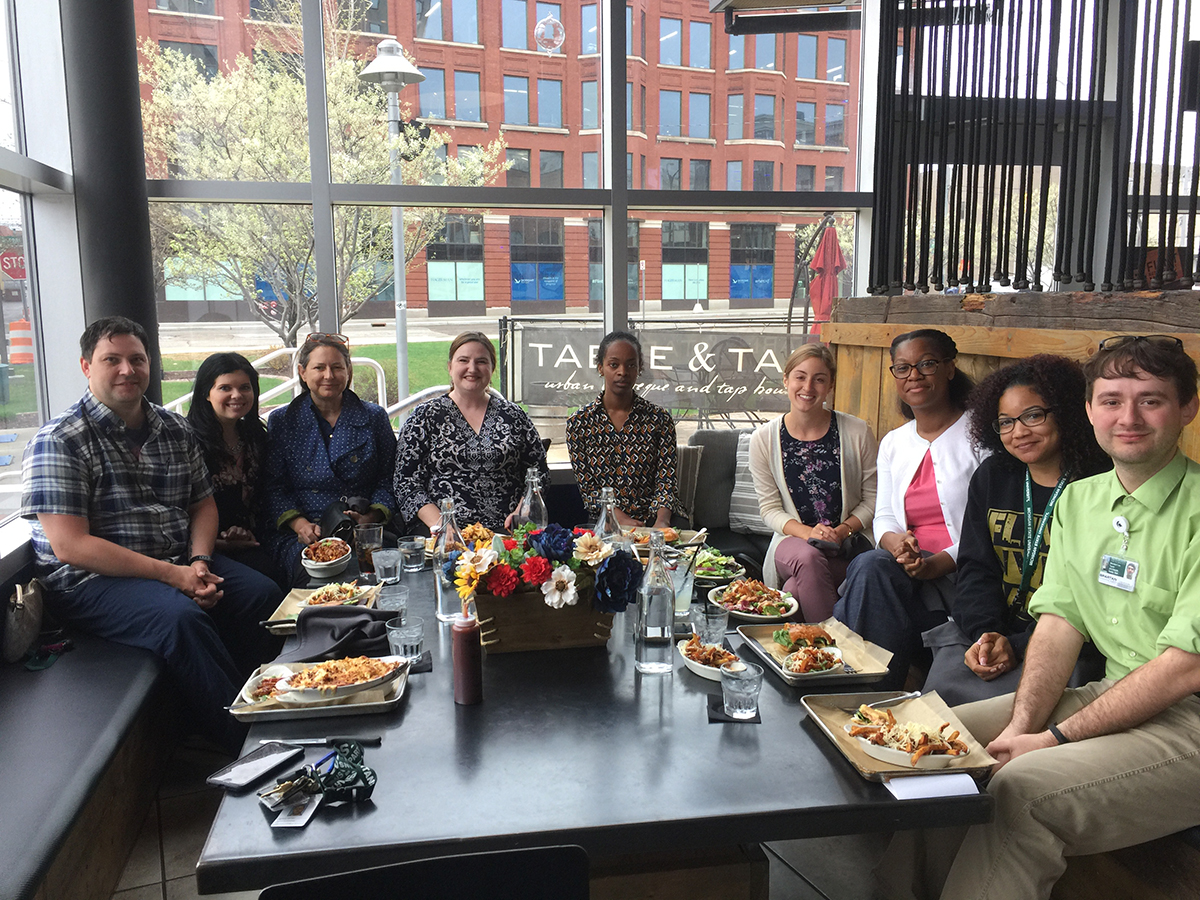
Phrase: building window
[
  {"left": 507, "top": 149, "right": 531, "bottom": 187},
  {"left": 426, "top": 214, "right": 484, "bottom": 303},
  {"left": 730, "top": 223, "right": 775, "bottom": 301},
  {"left": 688, "top": 93, "right": 710, "bottom": 139},
  {"left": 796, "top": 164, "right": 815, "bottom": 191},
  {"left": 827, "top": 37, "right": 847, "bottom": 82},
  {"left": 661, "top": 222, "right": 708, "bottom": 303},
  {"left": 728, "top": 34, "right": 744, "bottom": 69},
  {"left": 158, "top": 0, "right": 216, "bottom": 14},
  {"left": 503, "top": 0, "right": 527, "bottom": 49},
  {"left": 416, "top": 0, "right": 442, "bottom": 40},
  {"left": 626, "top": 152, "right": 633, "bottom": 188},
  {"left": 797, "top": 34, "right": 817, "bottom": 79},
  {"left": 419, "top": 68, "right": 446, "bottom": 119},
  {"left": 753, "top": 95, "right": 775, "bottom": 140},
  {"left": 581, "top": 4, "right": 597, "bottom": 54},
  {"left": 582, "top": 151, "right": 599, "bottom": 188},
  {"left": 159, "top": 41, "right": 218, "bottom": 81},
  {"left": 796, "top": 102, "right": 816, "bottom": 144},
  {"left": 825, "top": 104, "right": 845, "bottom": 146},
  {"left": 453, "top": 0, "right": 478, "bottom": 44},
  {"left": 455, "top": 71, "right": 481, "bottom": 122},
  {"left": 626, "top": 82, "right": 633, "bottom": 131},
  {"left": 660, "top": 158, "right": 682, "bottom": 190},
  {"left": 755, "top": 34, "right": 775, "bottom": 71},
  {"left": 536, "top": 3, "right": 562, "bottom": 54},
  {"left": 640, "top": 85, "right": 646, "bottom": 133},
  {"left": 752, "top": 160, "right": 774, "bottom": 192},
  {"left": 582, "top": 82, "right": 598, "bottom": 130},
  {"left": 588, "top": 220, "right": 640, "bottom": 304},
  {"left": 726, "top": 160, "right": 742, "bottom": 190},
  {"left": 727, "top": 94, "right": 743, "bottom": 140},
  {"left": 660, "top": 90, "right": 681, "bottom": 137},
  {"left": 540, "top": 150, "right": 563, "bottom": 188},
  {"left": 510, "top": 216, "right": 565, "bottom": 303},
  {"left": 690, "top": 22, "right": 711, "bottom": 68},
  {"left": 825, "top": 166, "right": 844, "bottom": 191},
  {"left": 660, "top": 18, "right": 682, "bottom": 66},
  {"left": 504, "top": 75, "right": 529, "bottom": 124},
  {"left": 687, "top": 159, "right": 710, "bottom": 191},
  {"left": 538, "top": 79, "right": 562, "bottom": 128}
]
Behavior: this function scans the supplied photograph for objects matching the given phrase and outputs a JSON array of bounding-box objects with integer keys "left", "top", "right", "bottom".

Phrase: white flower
[
  {"left": 541, "top": 565, "right": 578, "bottom": 609},
  {"left": 573, "top": 532, "right": 614, "bottom": 567},
  {"left": 459, "top": 545, "right": 498, "bottom": 576}
]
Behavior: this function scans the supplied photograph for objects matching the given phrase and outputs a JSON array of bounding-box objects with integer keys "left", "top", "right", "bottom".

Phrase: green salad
[{"left": 693, "top": 548, "right": 743, "bottom": 580}]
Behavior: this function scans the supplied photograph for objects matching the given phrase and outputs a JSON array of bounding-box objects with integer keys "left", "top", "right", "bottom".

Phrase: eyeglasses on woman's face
[
  {"left": 992, "top": 406, "right": 1054, "bottom": 434},
  {"left": 888, "top": 358, "right": 950, "bottom": 379},
  {"left": 1097, "top": 334, "right": 1182, "bottom": 352}
]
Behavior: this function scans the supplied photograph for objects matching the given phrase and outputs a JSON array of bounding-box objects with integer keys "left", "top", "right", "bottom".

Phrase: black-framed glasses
[
  {"left": 1097, "top": 334, "right": 1183, "bottom": 352},
  {"left": 889, "top": 358, "right": 951, "bottom": 379},
  {"left": 304, "top": 332, "right": 350, "bottom": 347},
  {"left": 993, "top": 407, "right": 1054, "bottom": 434}
]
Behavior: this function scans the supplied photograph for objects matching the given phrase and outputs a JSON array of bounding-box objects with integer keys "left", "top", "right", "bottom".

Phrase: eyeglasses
[
  {"left": 304, "top": 332, "right": 350, "bottom": 347},
  {"left": 993, "top": 407, "right": 1054, "bottom": 434},
  {"left": 1097, "top": 334, "right": 1183, "bottom": 352},
  {"left": 889, "top": 358, "right": 951, "bottom": 379}
]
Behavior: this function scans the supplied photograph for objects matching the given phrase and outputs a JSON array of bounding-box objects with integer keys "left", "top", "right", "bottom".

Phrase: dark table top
[{"left": 196, "top": 572, "right": 991, "bottom": 894}]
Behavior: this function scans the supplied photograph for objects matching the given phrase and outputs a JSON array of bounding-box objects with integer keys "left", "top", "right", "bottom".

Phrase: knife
[{"left": 262, "top": 735, "right": 382, "bottom": 746}]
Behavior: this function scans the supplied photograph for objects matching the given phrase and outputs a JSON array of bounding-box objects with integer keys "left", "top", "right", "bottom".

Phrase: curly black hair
[{"left": 966, "top": 354, "right": 1111, "bottom": 480}]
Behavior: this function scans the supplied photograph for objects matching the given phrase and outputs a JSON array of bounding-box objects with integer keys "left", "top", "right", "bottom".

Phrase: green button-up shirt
[{"left": 1029, "top": 451, "right": 1200, "bottom": 680}]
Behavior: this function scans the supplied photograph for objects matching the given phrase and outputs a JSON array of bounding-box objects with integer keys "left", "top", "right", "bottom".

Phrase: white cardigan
[
  {"left": 872, "top": 413, "right": 984, "bottom": 563},
  {"left": 748, "top": 411, "right": 878, "bottom": 590}
]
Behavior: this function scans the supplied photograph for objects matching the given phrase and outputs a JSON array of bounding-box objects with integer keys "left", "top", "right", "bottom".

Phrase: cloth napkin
[{"left": 273, "top": 606, "right": 396, "bottom": 663}]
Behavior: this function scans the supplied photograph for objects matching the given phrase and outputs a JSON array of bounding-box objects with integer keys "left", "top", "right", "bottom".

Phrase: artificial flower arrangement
[{"left": 445, "top": 522, "right": 644, "bottom": 613}]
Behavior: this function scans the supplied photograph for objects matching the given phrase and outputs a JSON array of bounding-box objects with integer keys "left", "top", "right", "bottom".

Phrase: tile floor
[{"left": 111, "top": 743, "right": 886, "bottom": 900}]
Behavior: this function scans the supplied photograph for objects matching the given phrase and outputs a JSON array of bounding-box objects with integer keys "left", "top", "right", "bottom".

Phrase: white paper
[{"left": 884, "top": 772, "right": 980, "bottom": 800}]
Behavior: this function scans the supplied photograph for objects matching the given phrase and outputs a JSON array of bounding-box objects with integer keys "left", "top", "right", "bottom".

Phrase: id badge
[{"left": 1098, "top": 554, "right": 1138, "bottom": 592}]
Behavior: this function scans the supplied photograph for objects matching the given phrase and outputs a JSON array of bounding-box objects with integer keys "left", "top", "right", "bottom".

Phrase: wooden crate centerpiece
[{"left": 474, "top": 587, "right": 614, "bottom": 653}]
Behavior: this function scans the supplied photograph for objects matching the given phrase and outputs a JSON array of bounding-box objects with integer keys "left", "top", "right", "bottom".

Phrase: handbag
[
  {"left": 318, "top": 496, "right": 371, "bottom": 543},
  {"left": 3, "top": 578, "right": 44, "bottom": 664}
]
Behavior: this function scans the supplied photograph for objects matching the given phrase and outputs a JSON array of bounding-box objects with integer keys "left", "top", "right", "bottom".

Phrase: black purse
[{"left": 318, "top": 495, "right": 371, "bottom": 542}]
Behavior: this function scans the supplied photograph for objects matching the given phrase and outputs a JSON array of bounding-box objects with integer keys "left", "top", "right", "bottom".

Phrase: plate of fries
[
  {"left": 843, "top": 704, "right": 970, "bottom": 768},
  {"left": 677, "top": 635, "right": 739, "bottom": 681}
]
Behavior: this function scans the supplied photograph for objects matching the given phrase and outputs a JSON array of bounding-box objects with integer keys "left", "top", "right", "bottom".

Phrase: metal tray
[
  {"left": 736, "top": 620, "right": 890, "bottom": 687},
  {"left": 264, "top": 583, "right": 379, "bottom": 635},
  {"left": 228, "top": 658, "right": 408, "bottom": 722}
]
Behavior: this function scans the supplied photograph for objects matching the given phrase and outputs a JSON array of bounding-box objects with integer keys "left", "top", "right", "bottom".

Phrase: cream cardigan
[{"left": 748, "top": 411, "right": 879, "bottom": 590}]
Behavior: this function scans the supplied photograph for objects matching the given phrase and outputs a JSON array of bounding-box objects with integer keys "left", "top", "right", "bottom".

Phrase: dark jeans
[{"left": 49, "top": 554, "right": 282, "bottom": 752}]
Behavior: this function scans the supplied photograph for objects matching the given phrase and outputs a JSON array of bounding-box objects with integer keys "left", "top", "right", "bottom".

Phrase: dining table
[{"left": 195, "top": 569, "right": 992, "bottom": 894}]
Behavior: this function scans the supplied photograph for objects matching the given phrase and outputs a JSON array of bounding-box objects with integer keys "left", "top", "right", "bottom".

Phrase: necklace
[{"left": 225, "top": 438, "right": 244, "bottom": 456}]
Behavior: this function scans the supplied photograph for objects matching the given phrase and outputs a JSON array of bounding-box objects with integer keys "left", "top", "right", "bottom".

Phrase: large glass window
[
  {"left": 827, "top": 38, "right": 847, "bottom": 82},
  {"left": 690, "top": 160, "right": 710, "bottom": 190},
  {"left": 752, "top": 161, "right": 774, "bottom": 192},
  {"left": 661, "top": 222, "right": 708, "bottom": 309},
  {"left": 540, "top": 150, "right": 563, "bottom": 188},
  {"left": 797, "top": 35, "right": 817, "bottom": 79},
  {"left": 419, "top": 68, "right": 446, "bottom": 120},
  {"left": 689, "top": 93, "right": 710, "bottom": 139},
  {"left": 536, "top": 3, "right": 563, "bottom": 54},
  {"left": 455, "top": 72, "right": 481, "bottom": 122},
  {"left": 503, "top": 0, "right": 527, "bottom": 49},
  {"left": 754, "top": 95, "right": 775, "bottom": 140},
  {"left": 538, "top": 79, "right": 562, "bottom": 128},
  {"left": 726, "top": 160, "right": 742, "bottom": 190},
  {"left": 729, "top": 223, "right": 775, "bottom": 306},
  {"left": 582, "top": 82, "right": 598, "bottom": 130},
  {"left": 825, "top": 104, "right": 845, "bottom": 146},
  {"left": 690, "top": 22, "right": 711, "bottom": 69},
  {"left": 626, "top": 82, "right": 633, "bottom": 131},
  {"left": 825, "top": 166, "right": 844, "bottom": 191},
  {"left": 796, "top": 102, "right": 816, "bottom": 144},
  {"left": 507, "top": 149, "right": 531, "bottom": 187},
  {"left": 453, "top": 0, "right": 478, "bottom": 44},
  {"left": 660, "top": 158, "right": 682, "bottom": 190},
  {"left": 159, "top": 0, "right": 216, "bottom": 13},
  {"left": 504, "top": 76, "right": 529, "bottom": 124},
  {"left": 660, "top": 19, "right": 682, "bottom": 66},
  {"left": 660, "top": 90, "right": 682, "bottom": 137},
  {"left": 416, "top": 0, "right": 443, "bottom": 41},
  {"left": 727, "top": 94, "right": 743, "bottom": 140},
  {"left": 755, "top": 35, "right": 776, "bottom": 71},
  {"left": 581, "top": 5, "right": 598, "bottom": 54},
  {"left": 728, "top": 34, "right": 744, "bottom": 70},
  {"left": 426, "top": 215, "right": 484, "bottom": 313},
  {"left": 797, "top": 165, "right": 816, "bottom": 191},
  {"left": 510, "top": 216, "right": 565, "bottom": 309},
  {"left": 582, "top": 152, "right": 599, "bottom": 188},
  {"left": 158, "top": 42, "right": 219, "bottom": 81}
]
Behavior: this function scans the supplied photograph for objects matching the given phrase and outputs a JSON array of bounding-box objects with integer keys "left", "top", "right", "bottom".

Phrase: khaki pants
[{"left": 877, "top": 681, "right": 1200, "bottom": 900}]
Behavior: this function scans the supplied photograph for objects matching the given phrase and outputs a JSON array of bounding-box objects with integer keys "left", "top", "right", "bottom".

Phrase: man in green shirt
[{"left": 880, "top": 335, "right": 1200, "bottom": 900}]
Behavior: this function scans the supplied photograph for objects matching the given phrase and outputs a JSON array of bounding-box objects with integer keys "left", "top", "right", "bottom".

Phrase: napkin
[
  {"left": 274, "top": 606, "right": 395, "bottom": 663},
  {"left": 706, "top": 693, "right": 761, "bottom": 724}
]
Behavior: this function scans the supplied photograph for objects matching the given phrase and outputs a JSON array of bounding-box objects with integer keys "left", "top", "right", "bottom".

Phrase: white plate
[
  {"left": 676, "top": 639, "right": 735, "bottom": 681},
  {"left": 781, "top": 646, "right": 844, "bottom": 676},
  {"left": 843, "top": 723, "right": 970, "bottom": 769},
  {"left": 694, "top": 564, "right": 746, "bottom": 584},
  {"left": 238, "top": 664, "right": 296, "bottom": 705},
  {"left": 273, "top": 657, "right": 406, "bottom": 705},
  {"left": 297, "top": 586, "right": 368, "bottom": 608},
  {"left": 708, "top": 584, "right": 799, "bottom": 622}
]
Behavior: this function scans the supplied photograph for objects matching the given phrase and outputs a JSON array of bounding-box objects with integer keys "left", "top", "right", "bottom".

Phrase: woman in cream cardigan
[{"left": 749, "top": 343, "right": 878, "bottom": 621}]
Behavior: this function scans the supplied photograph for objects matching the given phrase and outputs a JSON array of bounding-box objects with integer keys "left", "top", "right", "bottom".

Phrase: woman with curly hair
[{"left": 922, "top": 354, "right": 1111, "bottom": 704}]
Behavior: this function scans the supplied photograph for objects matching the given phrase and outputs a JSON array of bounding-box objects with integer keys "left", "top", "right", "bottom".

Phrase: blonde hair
[{"left": 783, "top": 343, "right": 836, "bottom": 380}]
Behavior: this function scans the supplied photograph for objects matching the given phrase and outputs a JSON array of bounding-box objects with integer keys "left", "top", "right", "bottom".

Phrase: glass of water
[
  {"left": 372, "top": 548, "right": 402, "bottom": 584},
  {"left": 387, "top": 615, "right": 424, "bottom": 662},
  {"left": 377, "top": 583, "right": 409, "bottom": 616},
  {"left": 689, "top": 602, "right": 728, "bottom": 645},
  {"left": 720, "top": 661, "right": 763, "bottom": 720},
  {"left": 398, "top": 536, "right": 426, "bottom": 572}
]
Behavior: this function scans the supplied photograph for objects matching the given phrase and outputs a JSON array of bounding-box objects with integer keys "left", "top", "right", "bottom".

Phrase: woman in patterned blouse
[
  {"left": 394, "top": 332, "right": 548, "bottom": 532},
  {"left": 565, "top": 331, "right": 676, "bottom": 528}
]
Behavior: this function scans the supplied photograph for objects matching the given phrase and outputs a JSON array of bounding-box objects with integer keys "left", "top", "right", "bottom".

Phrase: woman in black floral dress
[{"left": 393, "top": 332, "right": 549, "bottom": 531}]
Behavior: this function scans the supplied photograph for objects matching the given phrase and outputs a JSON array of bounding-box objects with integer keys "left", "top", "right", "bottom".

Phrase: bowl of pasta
[{"left": 301, "top": 538, "right": 353, "bottom": 578}]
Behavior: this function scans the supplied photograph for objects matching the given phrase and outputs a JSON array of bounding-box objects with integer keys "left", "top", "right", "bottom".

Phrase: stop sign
[{"left": 0, "top": 249, "right": 24, "bottom": 280}]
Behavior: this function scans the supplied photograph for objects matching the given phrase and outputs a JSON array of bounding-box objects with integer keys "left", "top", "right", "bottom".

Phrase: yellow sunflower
[{"left": 455, "top": 564, "right": 480, "bottom": 600}]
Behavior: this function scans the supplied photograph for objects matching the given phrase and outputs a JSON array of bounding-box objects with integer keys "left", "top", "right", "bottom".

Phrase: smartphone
[{"left": 207, "top": 742, "right": 305, "bottom": 792}]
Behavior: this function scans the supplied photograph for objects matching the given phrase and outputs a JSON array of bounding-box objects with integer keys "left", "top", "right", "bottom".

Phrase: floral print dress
[{"left": 779, "top": 415, "right": 843, "bottom": 526}]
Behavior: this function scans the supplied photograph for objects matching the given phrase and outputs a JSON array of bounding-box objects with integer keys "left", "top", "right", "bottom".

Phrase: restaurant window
[
  {"left": 796, "top": 164, "right": 815, "bottom": 191},
  {"left": 689, "top": 93, "right": 710, "bottom": 139},
  {"left": 690, "top": 22, "right": 710, "bottom": 68},
  {"left": 727, "top": 94, "right": 743, "bottom": 140},
  {"left": 626, "top": 82, "right": 633, "bottom": 131},
  {"left": 690, "top": 159, "right": 710, "bottom": 190},
  {"left": 540, "top": 150, "right": 563, "bottom": 188},
  {"left": 582, "top": 82, "right": 598, "bottom": 129},
  {"left": 419, "top": 68, "right": 446, "bottom": 119},
  {"left": 827, "top": 37, "right": 847, "bottom": 82},
  {"left": 510, "top": 216, "right": 565, "bottom": 310},
  {"left": 825, "top": 165, "right": 844, "bottom": 191},
  {"left": 159, "top": 42, "right": 218, "bottom": 82},
  {"left": 426, "top": 214, "right": 484, "bottom": 313},
  {"left": 416, "top": 0, "right": 442, "bottom": 40},
  {"left": 588, "top": 220, "right": 640, "bottom": 310},
  {"left": 752, "top": 160, "right": 774, "bottom": 192},
  {"left": 660, "top": 158, "right": 682, "bottom": 190},
  {"left": 728, "top": 34, "right": 744, "bottom": 69},
  {"left": 538, "top": 79, "right": 562, "bottom": 128},
  {"left": 661, "top": 221, "right": 708, "bottom": 309},
  {"left": 503, "top": 0, "right": 527, "bottom": 49},
  {"left": 504, "top": 76, "right": 529, "bottom": 124},
  {"left": 582, "top": 151, "right": 599, "bottom": 188},
  {"left": 582, "top": 4, "right": 598, "bottom": 54},
  {"left": 825, "top": 104, "right": 845, "bottom": 147},
  {"left": 726, "top": 160, "right": 742, "bottom": 190},
  {"left": 729, "top": 223, "right": 775, "bottom": 306},
  {"left": 755, "top": 34, "right": 775, "bottom": 71},
  {"left": 660, "top": 18, "right": 682, "bottom": 66},
  {"left": 796, "top": 102, "right": 816, "bottom": 144},
  {"left": 753, "top": 95, "right": 775, "bottom": 141},
  {"left": 506, "top": 149, "right": 530, "bottom": 187},
  {"left": 158, "top": 0, "right": 216, "bottom": 15},
  {"left": 455, "top": 72, "right": 481, "bottom": 122},
  {"left": 797, "top": 34, "right": 817, "bottom": 79},
  {"left": 536, "top": 3, "right": 562, "bottom": 54},
  {"left": 453, "top": 0, "right": 478, "bottom": 44},
  {"left": 660, "top": 90, "right": 681, "bottom": 137}
]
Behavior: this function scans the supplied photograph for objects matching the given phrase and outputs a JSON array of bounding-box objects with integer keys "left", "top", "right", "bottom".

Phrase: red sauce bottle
[{"left": 452, "top": 614, "right": 483, "bottom": 705}]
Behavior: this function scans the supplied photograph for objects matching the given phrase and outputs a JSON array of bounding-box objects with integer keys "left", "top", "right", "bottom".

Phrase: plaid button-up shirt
[{"left": 21, "top": 390, "right": 213, "bottom": 591}]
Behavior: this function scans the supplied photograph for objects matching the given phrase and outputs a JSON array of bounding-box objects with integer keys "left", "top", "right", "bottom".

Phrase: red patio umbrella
[{"left": 808, "top": 225, "right": 846, "bottom": 336}]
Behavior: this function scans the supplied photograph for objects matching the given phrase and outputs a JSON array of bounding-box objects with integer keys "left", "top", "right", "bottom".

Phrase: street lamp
[{"left": 359, "top": 39, "right": 424, "bottom": 402}]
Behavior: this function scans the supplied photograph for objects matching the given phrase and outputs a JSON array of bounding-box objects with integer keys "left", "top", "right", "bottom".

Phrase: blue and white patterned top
[{"left": 21, "top": 390, "right": 213, "bottom": 591}]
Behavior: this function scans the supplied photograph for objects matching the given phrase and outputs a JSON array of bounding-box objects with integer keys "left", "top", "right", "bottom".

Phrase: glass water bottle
[
  {"left": 594, "top": 486, "right": 624, "bottom": 543},
  {"left": 433, "top": 498, "right": 466, "bottom": 622},
  {"left": 513, "top": 466, "right": 548, "bottom": 529},
  {"left": 635, "top": 530, "right": 675, "bottom": 675}
]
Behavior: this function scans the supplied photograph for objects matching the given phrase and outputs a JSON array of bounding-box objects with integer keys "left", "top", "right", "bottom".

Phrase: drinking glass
[
  {"left": 720, "top": 661, "right": 763, "bottom": 720},
  {"left": 377, "top": 583, "right": 409, "bottom": 616},
  {"left": 372, "top": 548, "right": 401, "bottom": 584},
  {"left": 354, "top": 524, "right": 384, "bottom": 574},
  {"left": 387, "top": 615, "right": 424, "bottom": 661},
  {"left": 399, "top": 535, "right": 426, "bottom": 572},
  {"left": 689, "top": 603, "right": 729, "bottom": 645}
]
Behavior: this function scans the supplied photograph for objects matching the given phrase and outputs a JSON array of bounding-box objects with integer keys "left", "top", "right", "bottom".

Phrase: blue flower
[
  {"left": 593, "top": 548, "right": 643, "bottom": 613},
  {"left": 531, "top": 522, "right": 574, "bottom": 563}
]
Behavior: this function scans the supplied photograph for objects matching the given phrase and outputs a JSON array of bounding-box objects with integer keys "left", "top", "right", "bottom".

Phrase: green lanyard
[{"left": 1015, "top": 470, "right": 1068, "bottom": 611}]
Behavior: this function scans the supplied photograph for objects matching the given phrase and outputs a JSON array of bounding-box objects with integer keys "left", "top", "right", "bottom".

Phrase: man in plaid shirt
[{"left": 21, "top": 317, "right": 281, "bottom": 751}]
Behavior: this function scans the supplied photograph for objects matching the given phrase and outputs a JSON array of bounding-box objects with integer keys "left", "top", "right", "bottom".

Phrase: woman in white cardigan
[{"left": 749, "top": 343, "right": 878, "bottom": 621}]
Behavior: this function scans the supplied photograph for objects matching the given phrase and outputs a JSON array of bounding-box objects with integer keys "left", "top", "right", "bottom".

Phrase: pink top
[{"left": 903, "top": 450, "right": 952, "bottom": 554}]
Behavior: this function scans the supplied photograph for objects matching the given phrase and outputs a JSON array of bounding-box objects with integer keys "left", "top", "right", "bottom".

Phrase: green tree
[{"left": 140, "top": 0, "right": 506, "bottom": 346}]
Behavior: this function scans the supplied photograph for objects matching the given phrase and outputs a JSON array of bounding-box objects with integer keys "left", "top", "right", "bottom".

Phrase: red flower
[
  {"left": 520, "top": 555, "right": 553, "bottom": 587},
  {"left": 484, "top": 563, "right": 520, "bottom": 598},
  {"left": 502, "top": 537, "right": 518, "bottom": 551},
  {"left": 573, "top": 526, "right": 595, "bottom": 536}
]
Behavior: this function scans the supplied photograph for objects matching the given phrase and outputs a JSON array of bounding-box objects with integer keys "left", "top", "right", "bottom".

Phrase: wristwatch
[{"left": 188, "top": 554, "right": 214, "bottom": 566}]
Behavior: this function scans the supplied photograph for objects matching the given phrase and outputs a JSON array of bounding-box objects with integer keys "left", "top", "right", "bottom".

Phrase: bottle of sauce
[{"left": 452, "top": 614, "right": 483, "bottom": 705}]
